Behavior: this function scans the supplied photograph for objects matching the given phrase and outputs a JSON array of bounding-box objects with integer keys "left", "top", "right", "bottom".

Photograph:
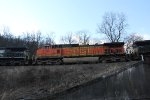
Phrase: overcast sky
[{"left": 0, "top": 0, "right": 150, "bottom": 43}]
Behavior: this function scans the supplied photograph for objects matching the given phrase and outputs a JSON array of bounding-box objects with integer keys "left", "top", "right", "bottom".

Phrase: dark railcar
[
  {"left": 0, "top": 47, "right": 29, "bottom": 65},
  {"left": 132, "top": 40, "right": 150, "bottom": 60},
  {"left": 133, "top": 40, "right": 150, "bottom": 55}
]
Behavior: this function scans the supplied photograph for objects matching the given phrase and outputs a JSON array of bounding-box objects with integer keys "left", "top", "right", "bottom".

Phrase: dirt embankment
[{"left": 0, "top": 61, "right": 140, "bottom": 100}]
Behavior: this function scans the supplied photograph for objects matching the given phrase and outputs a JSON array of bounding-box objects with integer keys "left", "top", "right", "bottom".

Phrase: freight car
[
  {"left": 0, "top": 47, "right": 29, "bottom": 65},
  {"left": 34, "top": 42, "right": 126, "bottom": 65}
]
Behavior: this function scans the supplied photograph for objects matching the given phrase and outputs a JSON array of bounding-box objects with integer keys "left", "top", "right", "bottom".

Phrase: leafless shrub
[
  {"left": 97, "top": 12, "right": 128, "bottom": 42},
  {"left": 61, "top": 32, "right": 77, "bottom": 44}
]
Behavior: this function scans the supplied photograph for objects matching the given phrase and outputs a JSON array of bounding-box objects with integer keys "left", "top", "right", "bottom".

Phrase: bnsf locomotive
[{"left": 34, "top": 42, "right": 126, "bottom": 65}]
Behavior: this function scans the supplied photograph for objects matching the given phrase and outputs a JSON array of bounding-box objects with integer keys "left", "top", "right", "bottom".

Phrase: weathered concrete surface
[
  {"left": 52, "top": 62, "right": 149, "bottom": 100},
  {"left": 0, "top": 61, "right": 141, "bottom": 100}
]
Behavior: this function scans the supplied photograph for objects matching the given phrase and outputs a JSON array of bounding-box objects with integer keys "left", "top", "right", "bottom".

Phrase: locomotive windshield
[
  {"left": 0, "top": 50, "right": 5, "bottom": 57},
  {"left": 0, "top": 47, "right": 28, "bottom": 57}
]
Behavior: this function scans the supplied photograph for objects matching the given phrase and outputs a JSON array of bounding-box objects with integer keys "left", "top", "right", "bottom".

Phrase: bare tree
[
  {"left": 0, "top": 26, "right": 14, "bottom": 46},
  {"left": 61, "top": 32, "right": 76, "bottom": 44},
  {"left": 23, "top": 31, "right": 42, "bottom": 45},
  {"left": 124, "top": 33, "right": 143, "bottom": 53},
  {"left": 22, "top": 31, "right": 43, "bottom": 56},
  {"left": 2, "top": 26, "right": 14, "bottom": 39},
  {"left": 44, "top": 32, "right": 55, "bottom": 45},
  {"left": 90, "top": 37, "right": 102, "bottom": 45},
  {"left": 76, "top": 30, "right": 90, "bottom": 45},
  {"left": 97, "top": 12, "right": 127, "bottom": 42},
  {"left": 35, "top": 31, "right": 42, "bottom": 47},
  {"left": 0, "top": 26, "right": 27, "bottom": 47}
]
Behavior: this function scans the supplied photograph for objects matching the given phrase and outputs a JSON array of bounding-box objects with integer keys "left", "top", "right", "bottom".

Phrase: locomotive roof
[
  {"left": 44, "top": 44, "right": 103, "bottom": 48},
  {"left": 0, "top": 47, "right": 27, "bottom": 51},
  {"left": 79, "top": 44, "right": 103, "bottom": 47},
  {"left": 103, "top": 42, "right": 124, "bottom": 47},
  {"left": 44, "top": 44, "right": 79, "bottom": 48},
  {"left": 44, "top": 42, "right": 125, "bottom": 48},
  {"left": 133, "top": 40, "right": 150, "bottom": 46}
]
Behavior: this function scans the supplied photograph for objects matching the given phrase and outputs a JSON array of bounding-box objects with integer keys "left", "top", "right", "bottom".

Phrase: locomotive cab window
[
  {"left": 0, "top": 50, "right": 5, "bottom": 53},
  {"left": 0, "top": 50, "right": 5, "bottom": 57}
]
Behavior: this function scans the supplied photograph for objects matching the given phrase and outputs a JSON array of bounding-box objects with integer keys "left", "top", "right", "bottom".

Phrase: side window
[
  {"left": 44, "top": 45, "right": 49, "bottom": 49},
  {"left": 0, "top": 50, "right": 5, "bottom": 57}
]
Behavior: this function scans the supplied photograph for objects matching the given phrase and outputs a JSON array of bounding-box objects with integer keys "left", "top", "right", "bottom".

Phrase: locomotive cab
[
  {"left": 35, "top": 44, "right": 64, "bottom": 65},
  {"left": 103, "top": 42, "right": 124, "bottom": 54},
  {"left": 100, "top": 42, "right": 126, "bottom": 62}
]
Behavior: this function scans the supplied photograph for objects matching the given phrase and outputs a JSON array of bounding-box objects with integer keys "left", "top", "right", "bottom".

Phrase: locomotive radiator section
[{"left": 0, "top": 47, "right": 29, "bottom": 66}]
